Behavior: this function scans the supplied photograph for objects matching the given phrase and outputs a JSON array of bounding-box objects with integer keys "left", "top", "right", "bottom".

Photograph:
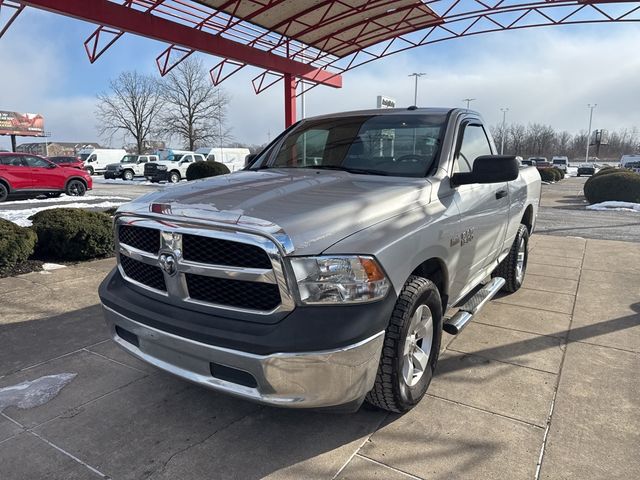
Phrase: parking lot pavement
[
  {"left": 0, "top": 234, "right": 638, "bottom": 480},
  {"left": 535, "top": 176, "right": 640, "bottom": 242}
]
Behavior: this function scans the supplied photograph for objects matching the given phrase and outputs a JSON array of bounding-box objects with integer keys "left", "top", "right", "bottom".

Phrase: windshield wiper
[{"left": 301, "top": 165, "right": 389, "bottom": 176}]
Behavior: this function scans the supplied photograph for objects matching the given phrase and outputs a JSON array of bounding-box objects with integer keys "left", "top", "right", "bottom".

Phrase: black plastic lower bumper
[{"left": 99, "top": 268, "right": 396, "bottom": 355}]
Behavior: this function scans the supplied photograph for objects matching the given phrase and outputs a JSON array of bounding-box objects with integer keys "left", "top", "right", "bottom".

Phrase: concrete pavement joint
[
  {"left": 571, "top": 339, "right": 640, "bottom": 355},
  {"left": 493, "top": 298, "right": 574, "bottom": 315},
  {"left": 534, "top": 240, "right": 586, "bottom": 480},
  {"left": 332, "top": 412, "right": 389, "bottom": 480},
  {"left": 354, "top": 453, "right": 426, "bottom": 480},
  {"left": 468, "top": 320, "right": 569, "bottom": 342},
  {"left": 425, "top": 393, "right": 545, "bottom": 430},
  {"left": 82, "top": 347, "right": 150, "bottom": 375}
]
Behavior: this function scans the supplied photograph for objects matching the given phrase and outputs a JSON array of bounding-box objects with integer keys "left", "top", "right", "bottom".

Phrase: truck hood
[{"left": 121, "top": 169, "right": 432, "bottom": 255}]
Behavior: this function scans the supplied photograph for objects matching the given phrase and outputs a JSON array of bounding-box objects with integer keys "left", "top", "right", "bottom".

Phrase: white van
[
  {"left": 196, "top": 147, "right": 250, "bottom": 172},
  {"left": 621, "top": 154, "right": 640, "bottom": 172},
  {"left": 551, "top": 156, "right": 569, "bottom": 172},
  {"left": 79, "top": 148, "right": 127, "bottom": 175}
]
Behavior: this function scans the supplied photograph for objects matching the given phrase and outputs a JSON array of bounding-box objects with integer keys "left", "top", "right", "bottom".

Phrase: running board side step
[{"left": 443, "top": 277, "right": 505, "bottom": 335}]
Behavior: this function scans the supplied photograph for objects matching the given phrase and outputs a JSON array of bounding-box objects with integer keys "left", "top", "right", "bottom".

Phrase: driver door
[
  {"left": 27, "top": 155, "right": 66, "bottom": 190},
  {"left": 451, "top": 122, "right": 509, "bottom": 289}
]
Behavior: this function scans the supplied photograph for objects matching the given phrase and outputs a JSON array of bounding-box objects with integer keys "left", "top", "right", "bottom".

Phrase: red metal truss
[{"left": 0, "top": 0, "right": 24, "bottom": 40}]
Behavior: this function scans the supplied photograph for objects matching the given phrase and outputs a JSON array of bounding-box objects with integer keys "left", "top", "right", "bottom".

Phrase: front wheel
[
  {"left": 366, "top": 276, "right": 442, "bottom": 413},
  {"left": 123, "top": 169, "right": 134, "bottom": 181},
  {"left": 168, "top": 171, "right": 180, "bottom": 183},
  {"left": 85, "top": 166, "right": 94, "bottom": 176},
  {"left": 0, "top": 183, "right": 8, "bottom": 202},
  {"left": 493, "top": 224, "right": 529, "bottom": 293},
  {"left": 66, "top": 180, "right": 86, "bottom": 197}
]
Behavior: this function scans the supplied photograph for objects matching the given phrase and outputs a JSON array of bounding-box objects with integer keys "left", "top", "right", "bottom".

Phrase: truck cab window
[{"left": 454, "top": 124, "right": 492, "bottom": 174}]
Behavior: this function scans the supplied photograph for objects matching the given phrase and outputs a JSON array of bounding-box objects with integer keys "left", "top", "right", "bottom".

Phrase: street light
[
  {"left": 408, "top": 72, "right": 426, "bottom": 106},
  {"left": 463, "top": 98, "right": 476, "bottom": 110},
  {"left": 585, "top": 104, "right": 597, "bottom": 162},
  {"left": 500, "top": 108, "right": 509, "bottom": 155}
]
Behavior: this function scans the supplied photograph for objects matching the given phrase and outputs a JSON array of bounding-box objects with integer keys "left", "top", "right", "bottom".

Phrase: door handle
[{"left": 495, "top": 189, "right": 508, "bottom": 200}]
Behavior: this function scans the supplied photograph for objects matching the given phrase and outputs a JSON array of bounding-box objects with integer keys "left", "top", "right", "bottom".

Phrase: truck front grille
[
  {"left": 182, "top": 234, "right": 271, "bottom": 269},
  {"left": 185, "top": 274, "right": 281, "bottom": 310},
  {"left": 119, "top": 225, "right": 160, "bottom": 254},
  {"left": 115, "top": 218, "right": 294, "bottom": 315},
  {"left": 120, "top": 255, "right": 166, "bottom": 292}
]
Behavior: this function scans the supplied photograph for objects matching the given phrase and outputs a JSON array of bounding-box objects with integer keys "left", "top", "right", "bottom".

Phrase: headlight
[
  {"left": 156, "top": 165, "right": 168, "bottom": 170},
  {"left": 290, "top": 256, "right": 390, "bottom": 304}
]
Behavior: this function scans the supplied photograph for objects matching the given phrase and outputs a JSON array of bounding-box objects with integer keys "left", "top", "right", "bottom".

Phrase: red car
[
  {"left": 0, "top": 152, "right": 92, "bottom": 202},
  {"left": 48, "top": 155, "right": 85, "bottom": 170}
]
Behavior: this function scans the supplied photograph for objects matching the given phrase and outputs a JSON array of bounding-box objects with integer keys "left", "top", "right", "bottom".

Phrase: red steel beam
[
  {"left": 283, "top": 73, "right": 296, "bottom": 127},
  {"left": 19, "top": 0, "right": 342, "bottom": 88}
]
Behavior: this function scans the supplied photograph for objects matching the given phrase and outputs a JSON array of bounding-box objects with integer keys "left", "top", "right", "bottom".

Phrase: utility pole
[
  {"left": 585, "top": 104, "right": 597, "bottom": 162},
  {"left": 500, "top": 108, "right": 509, "bottom": 155},
  {"left": 463, "top": 98, "right": 476, "bottom": 110},
  {"left": 408, "top": 73, "right": 426, "bottom": 106}
]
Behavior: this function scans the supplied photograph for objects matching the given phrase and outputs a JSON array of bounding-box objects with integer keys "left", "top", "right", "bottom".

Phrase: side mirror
[
  {"left": 47, "top": 162, "right": 57, "bottom": 169},
  {"left": 451, "top": 155, "right": 519, "bottom": 186}
]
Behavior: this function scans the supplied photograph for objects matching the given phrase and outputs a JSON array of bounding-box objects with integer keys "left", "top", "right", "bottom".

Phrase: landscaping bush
[
  {"left": 30, "top": 208, "right": 114, "bottom": 260},
  {"left": 0, "top": 218, "right": 37, "bottom": 274},
  {"left": 186, "top": 161, "right": 230, "bottom": 181},
  {"left": 584, "top": 171, "right": 640, "bottom": 204},
  {"left": 538, "top": 168, "right": 557, "bottom": 182},
  {"left": 551, "top": 168, "right": 564, "bottom": 181}
]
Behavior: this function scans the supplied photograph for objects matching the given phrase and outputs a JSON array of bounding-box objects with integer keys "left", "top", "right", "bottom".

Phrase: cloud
[{"left": 1, "top": 10, "right": 639, "bottom": 150}]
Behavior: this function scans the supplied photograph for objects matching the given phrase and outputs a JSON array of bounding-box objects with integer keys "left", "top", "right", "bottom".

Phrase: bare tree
[
  {"left": 159, "top": 57, "right": 231, "bottom": 151},
  {"left": 96, "top": 71, "right": 164, "bottom": 154}
]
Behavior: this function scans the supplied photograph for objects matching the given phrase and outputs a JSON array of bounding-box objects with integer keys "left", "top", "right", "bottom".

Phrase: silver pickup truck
[{"left": 99, "top": 107, "right": 541, "bottom": 413}]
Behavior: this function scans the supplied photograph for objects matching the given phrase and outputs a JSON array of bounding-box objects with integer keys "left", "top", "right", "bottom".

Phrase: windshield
[
  {"left": 79, "top": 153, "right": 91, "bottom": 161},
  {"left": 553, "top": 159, "right": 566, "bottom": 164},
  {"left": 261, "top": 114, "right": 447, "bottom": 177},
  {"left": 49, "top": 157, "right": 73, "bottom": 164},
  {"left": 121, "top": 155, "right": 138, "bottom": 163}
]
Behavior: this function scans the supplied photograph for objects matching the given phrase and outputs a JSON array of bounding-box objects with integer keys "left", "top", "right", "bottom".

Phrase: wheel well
[
  {"left": 0, "top": 177, "right": 10, "bottom": 192},
  {"left": 521, "top": 205, "right": 534, "bottom": 233},
  {"left": 411, "top": 258, "right": 449, "bottom": 309},
  {"left": 65, "top": 177, "right": 87, "bottom": 189}
]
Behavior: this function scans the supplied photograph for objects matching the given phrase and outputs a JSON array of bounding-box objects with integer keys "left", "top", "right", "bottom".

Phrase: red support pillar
[{"left": 284, "top": 73, "right": 297, "bottom": 128}]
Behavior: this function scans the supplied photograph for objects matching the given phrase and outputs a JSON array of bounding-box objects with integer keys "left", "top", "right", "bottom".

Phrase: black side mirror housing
[
  {"left": 451, "top": 155, "right": 519, "bottom": 186},
  {"left": 47, "top": 162, "right": 57, "bottom": 168}
]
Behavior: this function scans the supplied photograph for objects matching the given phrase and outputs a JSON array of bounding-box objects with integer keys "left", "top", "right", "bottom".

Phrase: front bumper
[
  {"left": 145, "top": 172, "right": 168, "bottom": 182},
  {"left": 103, "top": 305, "right": 384, "bottom": 409},
  {"left": 104, "top": 171, "right": 122, "bottom": 179}
]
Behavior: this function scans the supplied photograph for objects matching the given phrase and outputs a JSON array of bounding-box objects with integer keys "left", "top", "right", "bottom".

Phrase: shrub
[
  {"left": 0, "top": 218, "right": 37, "bottom": 273},
  {"left": 584, "top": 171, "right": 640, "bottom": 204},
  {"left": 186, "top": 161, "right": 230, "bottom": 181},
  {"left": 538, "top": 168, "right": 556, "bottom": 182},
  {"left": 551, "top": 168, "right": 564, "bottom": 181},
  {"left": 30, "top": 208, "right": 114, "bottom": 260}
]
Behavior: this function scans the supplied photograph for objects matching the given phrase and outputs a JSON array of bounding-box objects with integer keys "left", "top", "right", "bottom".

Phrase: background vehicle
[
  {"left": 100, "top": 107, "right": 541, "bottom": 414},
  {"left": 144, "top": 152, "right": 205, "bottom": 183},
  {"left": 520, "top": 159, "right": 533, "bottom": 166},
  {"left": 0, "top": 152, "right": 92, "bottom": 201},
  {"left": 196, "top": 147, "right": 250, "bottom": 172},
  {"left": 155, "top": 149, "right": 192, "bottom": 161},
  {"left": 48, "top": 156, "right": 84, "bottom": 170},
  {"left": 621, "top": 154, "right": 640, "bottom": 172},
  {"left": 530, "top": 157, "right": 552, "bottom": 168},
  {"left": 104, "top": 154, "right": 159, "bottom": 180},
  {"left": 78, "top": 148, "right": 127, "bottom": 175},
  {"left": 577, "top": 164, "right": 596, "bottom": 176},
  {"left": 551, "top": 156, "right": 568, "bottom": 172}
]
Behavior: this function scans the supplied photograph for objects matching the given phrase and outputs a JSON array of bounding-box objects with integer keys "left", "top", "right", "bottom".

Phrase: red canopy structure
[{"left": 2, "top": 0, "right": 639, "bottom": 126}]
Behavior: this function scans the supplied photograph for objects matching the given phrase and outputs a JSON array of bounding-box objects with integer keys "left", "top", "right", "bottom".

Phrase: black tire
[
  {"left": 366, "top": 276, "right": 442, "bottom": 413},
  {"left": 168, "top": 171, "right": 180, "bottom": 183},
  {"left": 123, "top": 169, "right": 134, "bottom": 181},
  {"left": 0, "top": 182, "right": 8, "bottom": 202},
  {"left": 46, "top": 192, "right": 62, "bottom": 198},
  {"left": 493, "top": 224, "right": 529, "bottom": 293},
  {"left": 66, "top": 179, "right": 87, "bottom": 197},
  {"left": 85, "top": 166, "right": 94, "bottom": 176}
]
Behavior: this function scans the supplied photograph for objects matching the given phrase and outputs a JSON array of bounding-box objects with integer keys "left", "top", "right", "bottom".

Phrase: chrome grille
[
  {"left": 120, "top": 255, "right": 166, "bottom": 292},
  {"left": 185, "top": 274, "right": 281, "bottom": 310},
  {"left": 182, "top": 234, "right": 271, "bottom": 269},
  {"left": 116, "top": 217, "right": 294, "bottom": 314}
]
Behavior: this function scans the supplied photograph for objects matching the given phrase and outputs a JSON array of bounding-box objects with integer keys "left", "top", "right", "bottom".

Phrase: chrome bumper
[{"left": 102, "top": 305, "right": 384, "bottom": 408}]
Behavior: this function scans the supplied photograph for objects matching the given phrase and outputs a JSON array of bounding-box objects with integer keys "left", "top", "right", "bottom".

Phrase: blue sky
[{"left": 1, "top": 6, "right": 639, "bottom": 150}]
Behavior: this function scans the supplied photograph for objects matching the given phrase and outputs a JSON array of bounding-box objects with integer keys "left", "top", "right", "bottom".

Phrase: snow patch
[
  {"left": 42, "top": 263, "right": 66, "bottom": 271},
  {"left": 0, "top": 373, "right": 77, "bottom": 411},
  {"left": 586, "top": 201, "right": 640, "bottom": 212},
  {"left": 0, "top": 194, "right": 129, "bottom": 206},
  {"left": 0, "top": 201, "right": 127, "bottom": 227},
  {"left": 93, "top": 177, "right": 184, "bottom": 186}
]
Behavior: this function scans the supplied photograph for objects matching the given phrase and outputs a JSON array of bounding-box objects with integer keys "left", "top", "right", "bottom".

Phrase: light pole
[
  {"left": 500, "top": 108, "right": 509, "bottom": 155},
  {"left": 408, "top": 72, "right": 426, "bottom": 106},
  {"left": 585, "top": 104, "right": 597, "bottom": 162},
  {"left": 463, "top": 98, "right": 476, "bottom": 110}
]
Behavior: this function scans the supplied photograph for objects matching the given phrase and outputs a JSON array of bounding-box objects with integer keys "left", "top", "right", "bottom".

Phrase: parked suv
[
  {"left": 551, "top": 156, "right": 568, "bottom": 172},
  {"left": 144, "top": 153, "right": 206, "bottom": 183},
  {"left": 0, "top": 153, "right": 92, "bottom": 202},
  {"left": 48, "top": 156, "right": 85, "bottom": 170},
  {"left": 104, "top": 154, "right": 159, "bottom": 180}
]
